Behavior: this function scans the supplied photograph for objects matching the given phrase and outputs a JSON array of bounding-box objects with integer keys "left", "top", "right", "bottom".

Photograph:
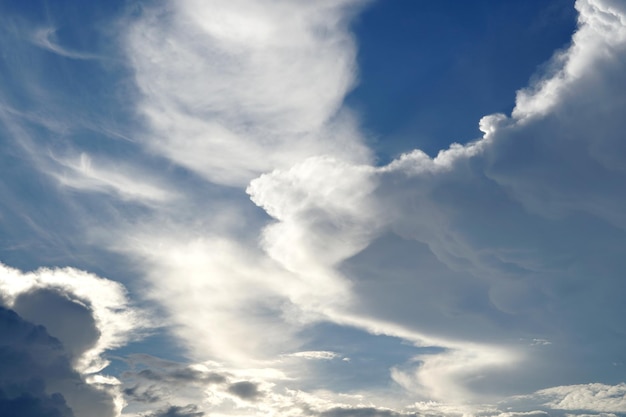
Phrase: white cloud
[
  {"left": 119, "top": 233, "right": 305, "bottom": 365},
  {"left": 245, "top": 0, "right": 626, "bottom": 407},
  {"left": 287, "top": 351, "right": 341, "bottom": 361},
  {"left": 535, "top": 383, "right": 626, "bottom": 413},
  {"left": 50, "top": 152, "right": 178, "bottom": 204},
  {"left": 125, "top": 0, "right": 371, "bottom": 186},
  {"left": 31, "top": 27, "right": 101, "bottom": 60}
]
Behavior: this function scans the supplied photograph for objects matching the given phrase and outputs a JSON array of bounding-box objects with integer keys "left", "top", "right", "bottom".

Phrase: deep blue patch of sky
[{"left": 348, "top": 0, "right": 578, "bottom": 162}]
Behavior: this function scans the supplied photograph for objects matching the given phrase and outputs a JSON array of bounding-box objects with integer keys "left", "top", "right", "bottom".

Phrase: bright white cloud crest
[{"left": 1, "top": 0, "right": 626, "bottom": 416}]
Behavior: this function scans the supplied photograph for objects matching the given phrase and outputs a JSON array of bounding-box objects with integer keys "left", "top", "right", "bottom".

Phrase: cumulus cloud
[
  {"left": 534, "top": 383, "right": 626, "bottom": 413},
  {"left": 0, "top": 263, "right": 147, "bottom": 417},
  {"left": 246, "top": 0, "right": 626, "bottom": 406},
  {"left": 0, "top": 262, "right": 146, "bottom": 373},
  {"left": 0, "top": 306, "right": 113, "bottom": 417},
  {"left": 31, "top": 27, "right": 101, "bottom": 60}
]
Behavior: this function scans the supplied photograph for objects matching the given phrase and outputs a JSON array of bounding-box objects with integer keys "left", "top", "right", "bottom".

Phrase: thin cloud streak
[{"left": 31, "top": 27, "right": 102, "bottom": 60}]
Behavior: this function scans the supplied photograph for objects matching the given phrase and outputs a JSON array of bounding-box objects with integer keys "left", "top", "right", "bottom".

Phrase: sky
[{"left": 0, "top": 0, "right": 625, "bottom": 416}]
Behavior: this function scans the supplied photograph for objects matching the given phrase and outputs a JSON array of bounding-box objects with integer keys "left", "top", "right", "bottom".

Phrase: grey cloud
[
  {"left": 490, "top": 413, "right": 549, "bottom": 417},
  {"left": 320, "top": 407, "right": 416, "bottom": 417},
  {"left": 227, "top": 381, "right": 262, "bottom": 400},
  {"left": 135, "top": 369, "right": 164, "bottom": 381},
  {"left": 0, "top": 306, "right": 115, "bottom": 417},
  {"left": 123, "top": 384, "right": 162, "bottom": 404},
  {"left": 0, "top": 389, "right": 74, "bottom": 417},
  {"left": 170, "top": 369, "right": 226, "bottom": 384},
  {"left": 11, "top": 288, "right": 100, "bottom": 360},
  {"left": 146, "top": 404, "right": 204, "bottom": 417},
  {"left": 125, "top": 362, "right": 227, "bottom": 384},
  {"left": 121, "top": 355, "right": 233, "bottom": 413}
]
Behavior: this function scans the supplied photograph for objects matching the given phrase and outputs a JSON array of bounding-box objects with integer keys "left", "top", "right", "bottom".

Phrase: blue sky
[
  {"left": 1, "top": 1, "right": 626, "bottom": 417},
  {"left": 349, "top": 0, "right": 576, "bottom": 158}
]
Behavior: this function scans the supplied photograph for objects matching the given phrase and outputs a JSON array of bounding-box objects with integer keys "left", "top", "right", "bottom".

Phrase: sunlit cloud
[{"left": 0, "top": 0, "right": 625, "bottom": 416}]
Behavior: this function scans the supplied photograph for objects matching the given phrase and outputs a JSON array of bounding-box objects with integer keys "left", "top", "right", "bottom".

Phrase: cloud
[
  {"left": 125, "top": 0, "right": 371, "bottom": 186},
  {"left": 246, "top": 0, "right": 626, "bottom": 406},
  {"left": 49, "top": 153, "right": 178, "bottom": 204},
  {"left": 227, "top": 381, "right": 262, "bottom": 401},
  {"left": 534, "top": 383, "right": 626, "bottom": 413},
  {"left": 491, "top": 413, "right": 548, "bottom": 417},
  {"left": 12, "top": 288, "right": 101, "bottom": 360},
  {"left": 123, "top": 354, "right": 228, "bottom": 387},
  {"left": 2, "top": 0, "right": 624, "bottom": 415},
  {"left": 286, "top": 351, "right": 342, "bottom": 361},
  {"left": 119, "top": 354, "right": 259, "bottom": 415},
  {"left": 319, "top": 407, "right": 415, "bottom": 417},
  {"left": 0, "top": 391, "right": 74, "bottom": 417},
  {"left": 0, "top": 262, "right": 148, "bottom": 417},
  {"left": 144, "top": 404, "right": 204, "bottom": 417},
  {"left": 0, "top": 306, "right": 112, "bottom": 417},
  {"left": 0, "top": 262, "right": 146, "bottom": 373},
  {"left": 31, "top": 27, "right": 101, "bottom": 60}
]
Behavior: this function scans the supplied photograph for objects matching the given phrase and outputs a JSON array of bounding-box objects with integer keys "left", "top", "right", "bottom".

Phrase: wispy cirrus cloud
[{"left": 31, "top": 27, "right": 102, "bottom": 60}]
